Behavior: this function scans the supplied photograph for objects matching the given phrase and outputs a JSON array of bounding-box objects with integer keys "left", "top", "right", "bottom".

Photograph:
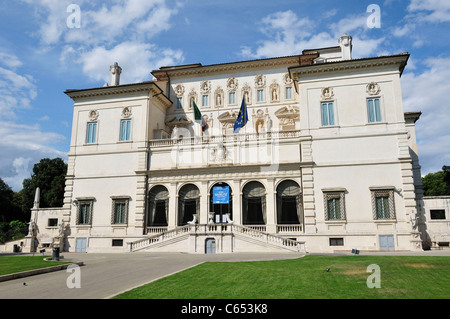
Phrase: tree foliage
[
  {"left": 0, "top": 178, "right": 22, "bottom": 222},
  {"left": 422, "top": 166, "right": 450, "bottom": 196},
  {"left": 21, "top": 158, "right": 67, "bottom": 218}
]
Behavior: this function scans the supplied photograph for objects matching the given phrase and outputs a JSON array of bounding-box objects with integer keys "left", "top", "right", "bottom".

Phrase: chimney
[
  {"left": 338, "top": 33, "right": 353, "bottom": 60},
  {"left": 109, "top": 62, "right": 122, "bottom": 86}
]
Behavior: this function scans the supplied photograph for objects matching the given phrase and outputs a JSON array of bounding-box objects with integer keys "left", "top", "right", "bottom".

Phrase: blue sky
[{"left": 1, "top": 0, "right": 450, "bottom": 191}]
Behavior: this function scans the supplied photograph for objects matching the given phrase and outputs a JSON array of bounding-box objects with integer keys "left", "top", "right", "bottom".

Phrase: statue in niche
[
  {"left": 266, "top": 117, "right": 273, "bottom": 132},
  {"left": 216, "top": 93, "right": 222, "bottom": 106},
  {"left": 272, "top": 88, "right": 278, "bottom": 101},
  {"left": 244, "top": 91, "right": 250, "bottom": 104}
]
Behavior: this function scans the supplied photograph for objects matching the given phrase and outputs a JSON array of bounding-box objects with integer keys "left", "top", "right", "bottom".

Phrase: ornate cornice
[
  {"left": 65, "top": 82, "right": 172, "bottom": 108},
  {"left": 152, "top": 55, "right": 301, "bottom": 79},
  {"left": 288, "top": 53, "right": 410, "bottom": 81}
]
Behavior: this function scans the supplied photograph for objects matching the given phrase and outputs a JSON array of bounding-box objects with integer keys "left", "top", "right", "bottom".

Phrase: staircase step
[{"left": 129, "top": 224, "right": 306, "bottom": 253}]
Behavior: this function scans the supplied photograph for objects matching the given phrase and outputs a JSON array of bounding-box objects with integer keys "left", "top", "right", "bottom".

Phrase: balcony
[{"left": 148, "top": 129, "right": 302, "bottom": 148}]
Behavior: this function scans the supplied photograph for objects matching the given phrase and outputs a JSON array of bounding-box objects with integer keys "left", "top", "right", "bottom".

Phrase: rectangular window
[
  {"left": 48, "top": 218, "right": 58, "bottom": 227},
  {"left": 176, "top": 97, "right": 182, "bottom": 109},
  {"left": 120, "top": 119, "right": 131, "bottom": 141},
  {"left": 329, "top": 238, "right": 344, "bottom": 246},
  {"left": 229, "top": 92, "right": 236, "bottom": 105},
  {"left": 323, "top": 191, "right": 346, "bottom": 221},
  {"left": 430, "top": 209, "right": 446, "bottom": 220},
  {"left": 376, "top": 196, "right": 390, "bottom": 219},
  {"left": 367, "top": 98, "right": 382, "bottom": 123},
  {"left": 77, "top": 201, "right": 92, "bottom": 225},
  {"left": 285, "top": 87, "right": 293, "bottom": 100},
  {"left": 112, "top": 239, "right": 123, "bottom": 247},
  {"left": 202, "top": 94, "right": 209, "bottom": 107},
  {"left": 321, "top": 102, "right": 335, "bottom": 126},
  {"left": 327, "top": 198, "right": 341, "bottom": 220},
  {"left": 257, "top": 89, "right": 264, "bottom": 102},
  {"left": 371, "top": 189, "right": 395, "bottom": 220},
  {"left": 86, "top": 122, "right": 97, "bottom": 144},
  {"left": 112, "top": 198, "right": 129, "bottom": 224}
]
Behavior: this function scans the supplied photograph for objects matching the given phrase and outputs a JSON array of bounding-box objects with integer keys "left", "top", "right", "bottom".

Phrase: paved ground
[
  {"left": 0, "top": 251, "right": 304, "bottom": 299},
  {"left": 0, "top": 250, "right": 449, "bottom": 299}
]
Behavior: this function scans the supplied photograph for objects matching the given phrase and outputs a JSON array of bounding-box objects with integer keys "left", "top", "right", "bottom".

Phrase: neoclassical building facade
[{"left": 24, "top": 34, "right": 432, "bottom": 254}]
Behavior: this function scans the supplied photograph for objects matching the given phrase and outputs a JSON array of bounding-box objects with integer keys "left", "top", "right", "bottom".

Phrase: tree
[
  {"left": 422, "top": 167, "right": 450, "bottom": 196},
  {"left": 21, "top": 158, "right": 67, "bottom": 220},
  {"left": 443, "top": 166, "right": 450, "bottom": 194},
  {"left": 0, "top": 178, "right": 22, "bottom": 222}
]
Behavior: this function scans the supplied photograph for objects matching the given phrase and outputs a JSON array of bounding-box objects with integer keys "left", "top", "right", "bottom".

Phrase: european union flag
[{"left": 233, "top": 97, "right": 248, "bottom": 133}]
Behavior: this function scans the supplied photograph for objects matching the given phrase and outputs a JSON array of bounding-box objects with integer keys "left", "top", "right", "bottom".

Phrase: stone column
[
  {"left": 200, "top": 181, "right": 209, "bottom": 224},
  {"left": 266, "top": 178, "right": 276, "bottom": 233},
  {"left": 167, "top": 183, "right": 178, "bottom": 229},
  {"left": 232, "top": 180, "right": 241, "bottom": 225}
]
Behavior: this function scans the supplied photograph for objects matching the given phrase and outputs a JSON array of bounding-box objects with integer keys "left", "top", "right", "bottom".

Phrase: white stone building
[{"left": 22, "top": 34, "right": 441, "bottom": 254}]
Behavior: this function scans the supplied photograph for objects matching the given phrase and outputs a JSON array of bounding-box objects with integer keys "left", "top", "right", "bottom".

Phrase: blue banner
[{"left": 212, "top": 186, "right": 230, "bottom": 204}]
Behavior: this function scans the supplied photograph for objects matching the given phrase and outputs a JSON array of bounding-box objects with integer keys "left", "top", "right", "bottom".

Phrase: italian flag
[{"left": 193, "top": 101, "right": 207, "bottom": 132}]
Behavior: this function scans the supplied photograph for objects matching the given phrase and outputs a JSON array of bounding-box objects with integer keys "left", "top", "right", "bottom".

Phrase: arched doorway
[
  {"left": 276, "top": 180, "right": 302, "bottom": 225},
  {"left": 148, "top": 185, "right": 169, "bottom": 227},
  {"left": 242, "top": 181, "right": 266, "bottom": 225},
  {"left": 210, "top": 182, "right": 233, "bottom": 223},
  {"left": 178, "top": 184, "right": 200, "bottom": 226},
  {"left": 205, "top": 238, "right": 216, "bottom": 254}
]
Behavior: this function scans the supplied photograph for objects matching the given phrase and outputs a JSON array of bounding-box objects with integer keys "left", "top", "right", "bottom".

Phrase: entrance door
[
  {"left": 379, "top": 235, "right": 395, "bottom": 251},
  {"left": 75, "top": 237, "right": 87, "bottom": 252},
  {"left": 205, "top": 238, "right": 216, "bottom": 254}
]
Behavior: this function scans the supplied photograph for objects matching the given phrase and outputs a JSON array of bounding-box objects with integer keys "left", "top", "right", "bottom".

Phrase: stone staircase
[{"left": 129, "top": 224, "right": 306, "bottom": 253}]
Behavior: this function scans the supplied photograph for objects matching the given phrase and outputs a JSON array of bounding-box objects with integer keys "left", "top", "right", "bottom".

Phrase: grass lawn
[
  {"left": 114, "top": 255, "right": 450, "bottom": 299},
  {"left": 0, "top": 255, "right": 70, "bottom": 276}
]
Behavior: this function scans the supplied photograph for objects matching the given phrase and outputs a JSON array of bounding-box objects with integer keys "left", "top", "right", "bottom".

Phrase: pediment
[
  {"left": 275, "top": 106, "right": 300, "bottom": 119},
  {"left": 165, "top": 115, "right": 192, "bottom": 127},
  {"left": 218, "top": 111, "right": 238, "bottom": 123}
]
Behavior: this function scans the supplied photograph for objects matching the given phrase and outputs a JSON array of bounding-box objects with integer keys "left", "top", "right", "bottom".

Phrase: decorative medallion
[
  {"left": 89, "top": 110, "right": 99, "bottom": 121},
  {"left": 227, "top": 77, "right": 238, "bottom": 91},
  {"left": 366, "top": 82, "right": 381, "bottom": 96},
  {"left": 122, "top": 107, "right": 132, "bottom": 118},
  {"left": 200, "top": 81, "right": 211, "bottom": 94},
  {"left": 321, "top": 87, "right": 334, "bottom": 100},
  {"left": 174, "top": 84, "right": 185, "bottom": 97},
  {"left": 283, "top": 72, "right": 293, "bottom": 85},
  {"left": 255, "top": 75, "right": 266, "bottom": 88}
]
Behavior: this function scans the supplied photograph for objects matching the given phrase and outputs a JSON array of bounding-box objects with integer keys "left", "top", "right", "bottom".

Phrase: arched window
[
  {"left": 276, "top": 180, "right": 302, "bottom": 225},
  {"left": 178, "top": 184, "right": 200, "bottom": 226},
  {"left": 210, "top": 183, "right": 233, "bottom": 223},
  {"left": 148, "top": 185, "right": 169, "bottom": 227},
  {"left": 242, "top": 181, "right": 266, "bottom": 225}
]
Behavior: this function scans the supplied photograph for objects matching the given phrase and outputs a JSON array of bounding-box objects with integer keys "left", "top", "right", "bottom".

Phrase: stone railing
[
  {"left": 231, "top": 224, "right": 305, "bottom": 252},
  {"left": 146, "top": 226, "right": 168, "bottom": 234},
  {"left": 277, "top": 224, "right": 303, "bottom": 233},
  {"left": 130, "top": 224, "right": 306, "bottom": 252},
  {"left": 149, "top": 130, "right": 301, "bottom": 147},
  {"left": 131, "top": 225, "right": 192, "bottom": 251}
]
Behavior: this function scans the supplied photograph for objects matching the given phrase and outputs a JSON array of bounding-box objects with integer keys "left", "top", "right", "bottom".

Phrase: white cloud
[
  {"left": 22, "top": 0, "right": 184, "bottom": 84},
  {"left": 0, "top": 121, "right": 67, "bottom": 191},
  {"left": 408, "top": 0, "right": 450, "bottom": 22},
  {"left": 401, "top": 57, "right": 450, "bottom": 174},
  {"left": 0, "top": 52, "right": 23, "bottom": 69},
  {"left": 0, "top": 57, "right": 37, "bottom": 120},
  {"left": 241, "top": 10, "right": 385, "bottom": 60},
  {"left": 78, "top": 41, "right": 183, "bottom": 84}
]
